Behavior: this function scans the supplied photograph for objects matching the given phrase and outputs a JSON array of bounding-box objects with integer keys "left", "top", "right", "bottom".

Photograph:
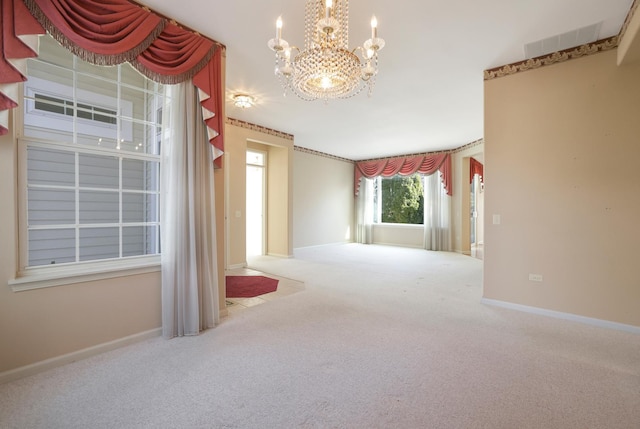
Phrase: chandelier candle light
[{"left": 267, "top": 0, "right": 385, "bottom": 101}]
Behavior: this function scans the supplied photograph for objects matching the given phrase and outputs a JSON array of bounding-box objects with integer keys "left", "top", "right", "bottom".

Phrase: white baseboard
[
  {"left": 371, "top": 242, "right": 423, "bottom": 249},
  {"left": 293, "top": 241, "right": 352, "bottom": 253},
  {"left": 227, "top": 262, "right": 248, "bottom": 270},
  {"left": 453, "top": 249, "right": 472, "bottom": 255},
  {"left": 266, "top": 252, "right": 294, "bottom": 258},
  {"left": 0, "top": 328, "right": 162, "bottom": 385},
  {"left": 481, "top": 298, "right": 640, "bottom": 334}
]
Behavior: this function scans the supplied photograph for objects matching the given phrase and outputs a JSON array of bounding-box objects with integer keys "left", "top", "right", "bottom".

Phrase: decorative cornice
[
  {"left": 484, "top": 36, "right": 618, "bottom": 81},
  {"left": 226, "top": 117, "right": 294, "bottom": 141},
  {"left": 451, "top": 138, "right": 484, "bottom": 154},
  {"left": 294, "top": 146, "right": 354, "bottom": 164},
  {"left": 227, "top": 120, "right": 483, "bottom": 163},
  {"left": 618, "top": 0, "right": 640, "bottom": 44},
  {"left": 358, "top": 139, "right": 484, "bottom": 163}
]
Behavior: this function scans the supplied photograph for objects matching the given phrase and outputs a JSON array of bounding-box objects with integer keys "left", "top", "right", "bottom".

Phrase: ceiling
[{"left": 140, "top": 0, "right": 633, "bottom": 160}]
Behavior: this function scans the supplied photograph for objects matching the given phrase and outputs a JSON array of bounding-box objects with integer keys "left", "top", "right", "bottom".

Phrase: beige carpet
[{"left": 0, "top": 243, "right": 638, "bottom": 428}]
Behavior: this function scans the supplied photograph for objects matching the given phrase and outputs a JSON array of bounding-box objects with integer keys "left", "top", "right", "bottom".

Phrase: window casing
[{"left": 17, "top": 34, "right": 164, "bottom": 278}]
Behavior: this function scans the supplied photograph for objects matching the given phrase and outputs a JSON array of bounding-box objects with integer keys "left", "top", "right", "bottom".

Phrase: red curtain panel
[
  {"left": 470, "top": 157, "right": 484, "bottom": 183},
  {"left": 0, "top": 0, "right": 44, "bottom": 135}
]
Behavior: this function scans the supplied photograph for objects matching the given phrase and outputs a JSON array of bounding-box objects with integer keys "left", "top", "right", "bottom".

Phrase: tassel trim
[
  {"left": 23, "top": 0, "right": 166, "bottom": 66},
  {"left": 130, "top": 46, "right": 216, "bottom": 85}
]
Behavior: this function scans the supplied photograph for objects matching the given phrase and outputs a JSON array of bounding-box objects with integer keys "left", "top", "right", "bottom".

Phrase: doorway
[
  {"left": 246, "top": 150, "right": 266, "bottom": 256},
  {"left": 470, "top": 173, "right": 484, "bottom": 260}
]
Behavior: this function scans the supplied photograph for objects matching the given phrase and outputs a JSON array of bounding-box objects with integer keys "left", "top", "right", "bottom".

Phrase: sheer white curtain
[
  {"left": 160, "top": 81, "right": 219, "bottom": 338},
  {"left": 423, "top": 173, "right": 452, "bottom": 251},
  {"left": 356, "top": 177, "right": 374, "bottom": 244}
]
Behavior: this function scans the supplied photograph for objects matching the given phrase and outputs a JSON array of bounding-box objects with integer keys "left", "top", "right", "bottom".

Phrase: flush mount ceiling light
[
  {"left": 233, "top": 94, "right": 254, "bottom": 108},
  {"left": 267, "top": 0, "right": 385, "bottom": 101}
]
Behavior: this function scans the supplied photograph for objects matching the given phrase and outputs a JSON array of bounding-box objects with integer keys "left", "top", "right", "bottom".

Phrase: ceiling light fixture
[
  {"left": 267, "top": 0, "right": 385, "bottom": 101},
  {"left": 233, "top": 94, "right": 254, "bottom": 108}
]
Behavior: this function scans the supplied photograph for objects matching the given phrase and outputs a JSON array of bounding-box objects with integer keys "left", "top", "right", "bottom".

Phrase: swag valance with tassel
[
  {"left": 354, "top": 153, "right": 452, "bottom": 196},
  {"left": 0, "top": 0, "right": 224, "bottom": 166}
]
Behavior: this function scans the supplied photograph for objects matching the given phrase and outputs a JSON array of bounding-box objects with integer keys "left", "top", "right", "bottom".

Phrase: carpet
[
  {"left": 1, "top": 244, "right": 639, "bottom": 429},
  {"left": 225, "top": 275, "right": 279, "bottom": 298}
]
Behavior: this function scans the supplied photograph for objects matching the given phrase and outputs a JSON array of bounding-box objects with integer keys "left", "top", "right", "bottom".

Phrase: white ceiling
[{"left": 140, "top": 0, "right": 633, "bottom": 160}]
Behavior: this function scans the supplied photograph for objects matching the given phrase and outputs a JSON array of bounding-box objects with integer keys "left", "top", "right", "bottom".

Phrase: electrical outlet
[{"left": 528, "top": 274, "right": 543, "bottom": 282}]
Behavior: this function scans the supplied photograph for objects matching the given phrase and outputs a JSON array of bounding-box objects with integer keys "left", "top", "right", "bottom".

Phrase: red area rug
[{"left": 225, "top": 275, "right": 279, "bottom": 298}]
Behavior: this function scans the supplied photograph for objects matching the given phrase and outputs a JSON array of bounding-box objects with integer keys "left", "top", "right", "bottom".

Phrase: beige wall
[
  {"left": 293, "top": 150, "right": 354, "bottom": 249},
  {"left": 0, "top": 124, "right": 162, "bottom": 375},
  {"left": 618, "top": 3, "right": 640, "bottom": 66},
  {"left": 372, "top": 224, "right": 423, "bottom": 248},
  {"left": 225, "top": 123, "right": 294, "bottom": 267},
  {"left": 267, "top": 145, "right": 293, "bottom": 257},
  {"left": 484, "top": 49, "right": 640, "bottom": 326}
]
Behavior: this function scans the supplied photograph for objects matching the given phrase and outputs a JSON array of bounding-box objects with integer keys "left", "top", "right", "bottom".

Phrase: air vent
[{"left": 524, "top": 22, "right": 602, "bottom": 59}]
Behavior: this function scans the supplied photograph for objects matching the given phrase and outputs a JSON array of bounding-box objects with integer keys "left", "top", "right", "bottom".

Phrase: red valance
[
  {"left": 470, "top": 157, "right": 483, "bottom": 183},
  {"left": 132, "top": 23, "right": 213, "bottom": 83},
  {"left": 26, "top": 0, "right": 165, "bottom": 64},
  {"left": 354, "top": 153, "right": 452, "bottom": 196},
  {"left": 1, "top": 0, "right": 224, "bottom": 165}
]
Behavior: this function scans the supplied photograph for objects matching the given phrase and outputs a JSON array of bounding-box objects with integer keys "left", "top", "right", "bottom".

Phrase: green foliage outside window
[{"left": 380, "top": 174, "right": 424, "bottom": 224}]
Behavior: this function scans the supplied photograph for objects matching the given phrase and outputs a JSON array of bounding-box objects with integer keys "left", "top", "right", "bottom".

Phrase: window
[
  {"left": 19, "top": 34, "right": 164, "bottom": 271},
  {"left": 33, "top": 93, "right": 117, "bottom": 125},
  {"left": 373, "top": 174, "right": 424, "bottom": 224}
]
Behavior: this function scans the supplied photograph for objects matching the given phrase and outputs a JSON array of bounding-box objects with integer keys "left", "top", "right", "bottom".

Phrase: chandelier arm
[
  {"left": 352, "top": 46, "right": 364, "bottom": 58},
  {"left": 278, "top": 45, "right": 301, "bottom": 57}
]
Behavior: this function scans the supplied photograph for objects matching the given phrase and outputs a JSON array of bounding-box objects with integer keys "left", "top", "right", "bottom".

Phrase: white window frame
[
  {"left": 12, "top": 139, "right": 162, "bottom": 292},
  {"left": 10, "top": 42, "right": 164, "bottom": 292},
  {"left": 24, "top": 76, "right": 134, "bottom": 141}
]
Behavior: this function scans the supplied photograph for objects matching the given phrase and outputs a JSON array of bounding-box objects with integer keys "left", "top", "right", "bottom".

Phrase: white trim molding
[
  {"left": 227, "top": 262, "right": 248, "bottom": 270},
  {"left": 0, "top": 328, "right": 162, "bottom": 385},
  {"left": 293, "top": 240, "right": 353, "bottom": 254},
  {"left": 10, "top": 257, "right": 161, "bottom": 292},
  {"left": 266, "top": 252, "right": 294, "bottom": 258},
  {"left": 482, "top": 298, "right": 640, "bottom": 334}
]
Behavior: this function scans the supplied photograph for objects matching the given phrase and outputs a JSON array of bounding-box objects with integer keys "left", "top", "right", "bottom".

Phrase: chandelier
[{"left": 267, "top": 0, "right": 385, "bottom": 101}]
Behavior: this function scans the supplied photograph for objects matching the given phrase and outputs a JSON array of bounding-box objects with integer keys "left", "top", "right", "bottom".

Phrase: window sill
[
  {"left": 9, "top": 256, "right": 161, "bottom": 292},
  {"left": 373, "top": 223, "right": 425, "bottom": 229}
]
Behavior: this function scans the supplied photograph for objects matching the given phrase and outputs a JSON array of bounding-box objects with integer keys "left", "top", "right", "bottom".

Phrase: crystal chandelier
[{"left": 267, "top": 0, "right": 385, "bottom": 101}]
